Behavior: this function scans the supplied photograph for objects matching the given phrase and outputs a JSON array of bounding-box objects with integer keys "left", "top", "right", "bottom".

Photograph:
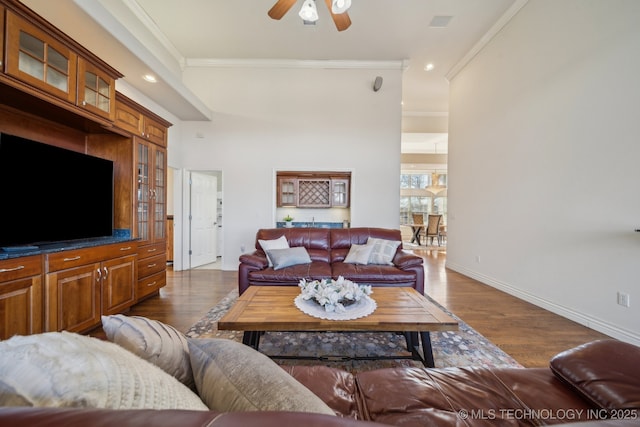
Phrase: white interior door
[{"left": 190, "top": 171, "right": 217, "bottom": 268}]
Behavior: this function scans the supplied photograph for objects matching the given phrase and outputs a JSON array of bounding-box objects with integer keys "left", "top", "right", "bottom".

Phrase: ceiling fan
[{"left": 268, "top": 0, "right": 352, "bottom": 32}]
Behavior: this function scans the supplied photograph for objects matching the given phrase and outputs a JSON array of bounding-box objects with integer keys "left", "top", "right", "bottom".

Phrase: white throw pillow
[
  {"left": 101, "top": 314, "right": 195, "bottom": 390},
  {"left": 344, "top": 243, "right": 374, "bottom": 265},
  {"left": 366, "top": 237, "right": 401, "bottom": 265},
  {"left": 0, "top": 331, "right": 207, "bottom": 410},
  {"left": 188, "top": 338, "right": 335, "bottom": 415},
  {"left": 258, "top": 235, "right": 289, "bottom": 267},
  {"left": 266, "top": 247, "right": 312, "bottom": 270}
]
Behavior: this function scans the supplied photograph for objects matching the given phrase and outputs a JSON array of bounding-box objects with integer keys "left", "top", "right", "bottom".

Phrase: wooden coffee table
[{"left": 218, "top": 286, "right": 458, "bottom": 367}]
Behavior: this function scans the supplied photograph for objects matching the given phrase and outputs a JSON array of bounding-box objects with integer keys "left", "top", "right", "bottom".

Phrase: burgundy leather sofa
[
  {"left": 0, "top": 340, "right": 638, "bottom": 427},
  {"left": 238, "top": 227, "right": 424, "bottom": 295},
  {"left": 280, "top": 339, "right": 640, "bottom": 426}
]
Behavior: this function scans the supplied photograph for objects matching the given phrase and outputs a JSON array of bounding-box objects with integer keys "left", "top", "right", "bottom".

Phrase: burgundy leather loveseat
[{"left": 238, "top": 227, "right": 424, "bottom": 295}]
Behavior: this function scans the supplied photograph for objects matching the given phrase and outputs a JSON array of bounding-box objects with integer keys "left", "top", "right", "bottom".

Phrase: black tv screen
[{"left": 0, "top": 132, "right": 114, "bottom": 249}]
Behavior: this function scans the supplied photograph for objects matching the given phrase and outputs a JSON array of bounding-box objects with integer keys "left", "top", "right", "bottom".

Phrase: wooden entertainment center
[{"left": 0, "top": 0, "right": 171, "bottom": 339}]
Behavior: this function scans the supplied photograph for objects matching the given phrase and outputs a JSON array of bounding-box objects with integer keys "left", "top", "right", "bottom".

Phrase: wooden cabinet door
[
  {"left": 143, "top": 116, "right": 168, "bottom": 147},
  {"left": 101, "top": 255, "right": 136, "bottom": 315},
  {"left": 45, "top": 263, "right": 101, "bottom": 333},
  {"left": 114, "top": 94, "right": 169, "bottom": 146},
  {"left": 135, "top": 139, "right": 166, "bottom": 245},
  {"left": 114, "top": 98, "right": 144, "bottom": 135},
  {"left": 277, "top": 177, "right": 297, "bottom": 207},
  {"left": 77, "top": 57, "right": 115, "bottom": 120},
  {"left": 331, "top": 178, "right": 350, "bottom": 207},
  {"left": 0, "top": 255, "right": 43, "bottom": 339},
  {"left": 0, "top": 6, "right": 5, "bottom": 71},
  {"left": 0, "top": 275, "right": 42, "bottom": 339},
  {"left": 5, "top": 11, "right": 77, "bottom": 103}
]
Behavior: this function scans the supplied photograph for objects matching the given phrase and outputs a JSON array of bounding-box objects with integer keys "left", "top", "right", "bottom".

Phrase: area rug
[{"left": 185, "top": 289, "right": 522, "bottom": 372}]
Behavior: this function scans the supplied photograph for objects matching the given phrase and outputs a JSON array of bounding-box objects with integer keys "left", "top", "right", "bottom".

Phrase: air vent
[{"left": 429, "top": 16, "right": 453, "bottom": 28}]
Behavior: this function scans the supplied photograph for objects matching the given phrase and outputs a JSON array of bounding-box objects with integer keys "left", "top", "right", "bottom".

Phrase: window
[{"left": 400, "top": 172, "right": 447, "bottom": 226}]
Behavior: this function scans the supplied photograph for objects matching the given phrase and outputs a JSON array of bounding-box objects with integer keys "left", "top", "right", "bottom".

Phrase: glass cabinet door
[
  {"left": 278, "top": 178, "right": 297, "bottom": 206},
  {"left": 136, "top": 139, "right": 166, "bottom": 244},
  {"left": 332, "top": 179, "right": 349, "bottom": 207},
  {"left": 153, "top": 148, "right": 166, "bottom": 241},
  {"left": 136, "top": 142, "right": 150, "bottom": 243},
  {"left": 6, "top": 11, "right": 77, "bottom": 103},
  {"left": 77, "top": 58, "right": 115, "bottom": 119}
]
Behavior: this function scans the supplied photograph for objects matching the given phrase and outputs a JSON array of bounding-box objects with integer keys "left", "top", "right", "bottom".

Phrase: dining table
[{"left": 407, "top": 223, "right": 424, "bottom": 245}]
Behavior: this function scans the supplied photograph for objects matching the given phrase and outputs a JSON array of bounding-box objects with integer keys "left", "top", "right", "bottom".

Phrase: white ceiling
[{"left": 21, "top": 0, "right": 523, "bottom": 152}]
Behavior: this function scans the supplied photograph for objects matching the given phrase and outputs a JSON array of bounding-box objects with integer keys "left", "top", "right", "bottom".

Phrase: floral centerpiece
[{"left": 298, "top": 276, "right": 372, "bottom": 313}]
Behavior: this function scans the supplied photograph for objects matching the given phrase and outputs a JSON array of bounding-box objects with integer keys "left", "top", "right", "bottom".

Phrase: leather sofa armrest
[
  {"left": 238, "top": 253, "right": 268, "bottom": 295},
  {"left": 550, "top": 339, "right": 640, "bottom": 409},
  {"left": 393, "top": 251, "right": 424, "bottom": 269},
  {"left": 239, "top": 253, "right": 268, "bottom": 269}
]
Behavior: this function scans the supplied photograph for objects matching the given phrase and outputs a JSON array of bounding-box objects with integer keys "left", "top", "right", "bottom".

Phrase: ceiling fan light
[
  {"left": 299, "top": 0, "right": 319, "bottom": 22},
  {"left": 331, "top": 0, "right": 351, "bottom": 14}
]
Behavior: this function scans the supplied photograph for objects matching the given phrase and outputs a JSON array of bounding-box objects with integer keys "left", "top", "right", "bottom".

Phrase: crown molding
[
  {"left": 446, "top": 0, "right": 529, "bottom": 81},
  {"left": 185, "top": 58, "right": 409, "bottom": 70},
  {"left": 123, "top": 0, "right": 185, "bottom": 65}
]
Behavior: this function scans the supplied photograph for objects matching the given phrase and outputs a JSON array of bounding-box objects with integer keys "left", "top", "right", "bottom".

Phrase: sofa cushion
[
  {"left": 550, "top": 339, "right": 640, "bottom": 409},
  {"left": 0, "top": 331, "right": 207, "bottom": 410},
  {"left": 257, "top": 228, "right": 332, "bottom": 263},
  {"left": 282, "top": 365, "right": 360, "bottom": 418},
  {"left": 267, "top": 246, "right": 312, "bottom": 270},
  {"left": 344, "top": 244, "right": 374, "bottom": 265},
  {"left": 187, "top": 338, "right": 335, "bottom": 415},
  {"left": 355, "top": 366, "right": 591, "bottom": 426},
  {"left": 258, "top": 235, "right": 289, "bottom": 267},
  {"left": 332, "top": 262, "right": 416, "bottom": 285},
  {"left": 366, "top": 238, "right": 401, "bottom": 265},
  {"left": 330, "top": 228, "right": 403, "bottom": 264},
  {"left": 248, "top": 261, "right": 333, "bottom": 285},
  {"left": 101, "top": 314, "right": 195, "bottom": 390}
]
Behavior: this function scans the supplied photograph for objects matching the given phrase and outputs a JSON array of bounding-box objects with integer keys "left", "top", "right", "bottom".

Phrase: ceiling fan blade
[
  {"left": 268, "top": 0, "right": 298, "bottom": 20},
  {"left": 324, "top": 0, "right": 351, "bottom": 31}
]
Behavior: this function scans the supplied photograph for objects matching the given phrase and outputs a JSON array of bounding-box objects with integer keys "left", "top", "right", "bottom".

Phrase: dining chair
[{"left": 426, "top": 214, "right": 442, "bottom": 246}]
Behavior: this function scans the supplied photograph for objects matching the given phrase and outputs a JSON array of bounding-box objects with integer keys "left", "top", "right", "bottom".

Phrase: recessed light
[
  {"left": 143, "top": 74, "right": 157, "bottom": 83},
  {"left": 424, "top": 63, "right": 435, "bottom": 71}
]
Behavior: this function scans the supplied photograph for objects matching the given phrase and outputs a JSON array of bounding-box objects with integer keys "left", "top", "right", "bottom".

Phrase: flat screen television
[{"left": 0, "top": 132, "right": 114, "bottom": 249}]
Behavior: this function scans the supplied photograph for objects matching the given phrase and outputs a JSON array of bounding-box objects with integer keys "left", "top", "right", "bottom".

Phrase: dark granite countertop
[{"left": 0, "top": 235, "right": 138, "bottom": 260}]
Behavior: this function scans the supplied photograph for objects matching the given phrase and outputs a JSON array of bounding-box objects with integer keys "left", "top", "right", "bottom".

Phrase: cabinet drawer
[
  {"left": 47, "top": 242, "right": 137, "bottom": 271},
  {"left": 0, "top": 255, "right": 42, "bottom": 282},
  {"left": 137, "top": 242, "right": 165, "bottom": 260},
  {"left": 137, "top": 253, "right": 166, "bottom": 279},
  {"left": 137, "top": 270, "right": 166, "bottom": 299}
]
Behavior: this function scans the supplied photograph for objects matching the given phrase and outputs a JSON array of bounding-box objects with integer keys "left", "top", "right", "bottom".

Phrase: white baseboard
[{"left": 445, "top": 262, "right": 640, "bottom": 346}]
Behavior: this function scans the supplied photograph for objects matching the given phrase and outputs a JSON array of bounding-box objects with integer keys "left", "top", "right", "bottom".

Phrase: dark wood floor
[{"left": 117, "top": 247, "right": 611, "bottom": 368}]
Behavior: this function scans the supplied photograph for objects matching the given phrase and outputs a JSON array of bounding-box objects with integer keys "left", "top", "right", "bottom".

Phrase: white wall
[
  {"left": 447, "top": 0, "right": 640, "bottom": 344},
  {"left": 172, "top": 65, "right": 403, "bottom": 270}
]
